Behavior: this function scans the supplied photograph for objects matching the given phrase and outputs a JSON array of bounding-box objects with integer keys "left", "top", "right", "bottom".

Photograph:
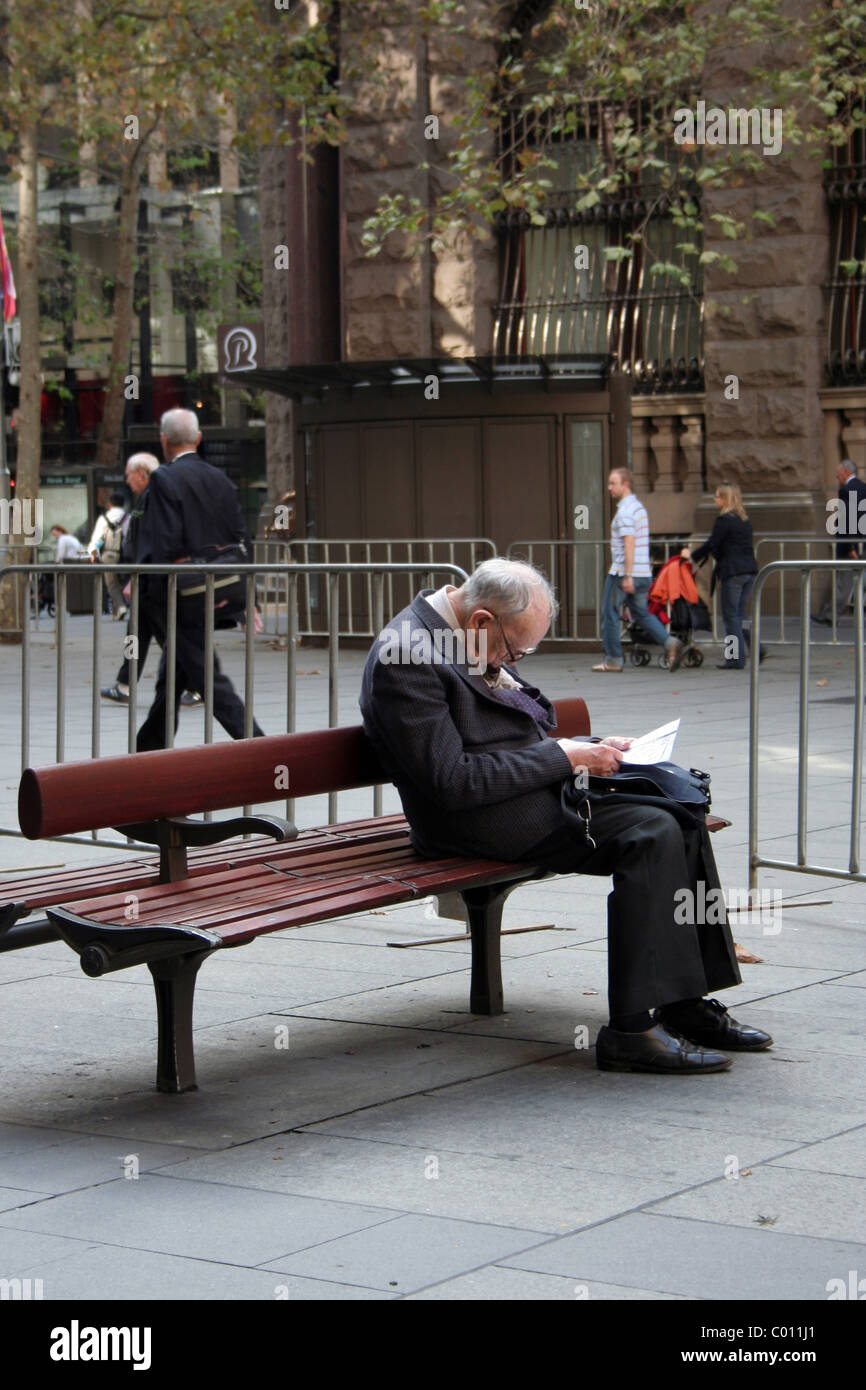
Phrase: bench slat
[
  {"left": 18, "top": 705, "right": 590, "bottom": 839},
  {"left": 1, "top": 816, "right": 413, "bottom": 910}
]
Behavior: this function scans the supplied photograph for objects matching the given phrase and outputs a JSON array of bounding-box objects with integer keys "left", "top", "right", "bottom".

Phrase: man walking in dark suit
[
  {"left": 360, "top": 557, "right": 773, "bottom": 1075},
  {"left": 815, "top": 459, "right": 866, "bottom": 624},
  {"left": 135, "top": 408, "right": 264, "bottom": 751}
]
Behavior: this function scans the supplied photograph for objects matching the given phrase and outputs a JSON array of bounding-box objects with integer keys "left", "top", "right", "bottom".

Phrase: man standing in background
[
  {"left": 593, "top": 468, "right": 683, "bottom": 674},
  {"left": 101, "top": 452, "right": 161, "bottom": 704},
  {"left": 134, "top": 409, "right": 263, "bottom": 750},
  {"left": 814, "top": 459, "right": 866, "bottom": 625}
]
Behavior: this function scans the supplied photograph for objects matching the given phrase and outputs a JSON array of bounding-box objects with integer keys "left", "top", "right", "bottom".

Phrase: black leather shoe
[
  {"left": 596, "top": 1022, "right": 732, "bottom": 1074},
  {"left": 656, "top": 997, "right": 773, "bottom": 1051}
]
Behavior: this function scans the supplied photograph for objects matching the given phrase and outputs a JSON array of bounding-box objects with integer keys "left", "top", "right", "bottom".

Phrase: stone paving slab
[
  {"left": 259, "top": 1211, "right": 548, "bottom": 1293},
  {"left": 405, "top": 1267, "right": 690, "bottom": 1300},
  {"left": 0, "top": 969, "right": 313, "bottom": 1029},
  {"left": 303, "top": 1045, "right": 865, "bottom": 1152},
  {"left": 0, "top": 1015, "right": 566, "bottom": 1147},
  {"left": 0, "top": 1186, "right": 44, "bottom": 1212},
  {"left": 647, "top": 1167, "right": 866, "bottom": 1244},
  {"left": 0, "top": 1175, "right": 402, "bottom": 1266},
  {"left": 0, "top": 641, "right": 863, "bottom": 1300},
  {"left": 0, "top": 1132, "right": 204, "bottom": 1196},
  {"left": 290, "top": 947, "right": 612, "bottom": 1041},
  {"left": 766, "top": 1127, "right": 866, "bottom": 1178},
  {"left": 499, "top": 1211, "right": 866, "bottom": 1300},
  {"left": 6, "top": 1241, "right": 394, "bottom": 1300},
  {"left": 152, "top": 1130, "right": 684, "bottom": 1233}
]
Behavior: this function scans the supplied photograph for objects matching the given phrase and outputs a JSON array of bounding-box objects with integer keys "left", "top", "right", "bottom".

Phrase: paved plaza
[{"left": 0, "top": 617, "right": 863, "bottom": 1301}]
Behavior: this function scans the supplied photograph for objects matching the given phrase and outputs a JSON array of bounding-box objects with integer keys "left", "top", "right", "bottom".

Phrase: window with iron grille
[
  {"left": 826, "top": 123, "right": 866, "bottom": 386},
  {"left": 493, "top": 101, "right": 704, "bottom": 394}
]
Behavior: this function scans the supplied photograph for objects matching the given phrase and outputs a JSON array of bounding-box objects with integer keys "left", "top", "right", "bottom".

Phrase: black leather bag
[
  {"left": 176, "top": 541, "right": 248, "bottom": 612},
  {"left": 561, "top": 760, "right": 711, "bottom": 848}
]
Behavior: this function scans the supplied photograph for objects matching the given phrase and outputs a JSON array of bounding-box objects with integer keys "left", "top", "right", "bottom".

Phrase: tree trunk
[
  {"left": 94, "top": 149, "right": 142, "bottom": 476},
  {"left": 259, "top": 140, "right": 294, "bottom": 511},
  {"left": 0, "top": 118, "right": 40, "bottom": 643}
]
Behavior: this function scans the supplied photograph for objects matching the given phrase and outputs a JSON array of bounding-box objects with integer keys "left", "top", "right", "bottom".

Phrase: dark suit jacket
[
  {"left": 691, "top": 513, "right": 757, "bottom": 587},
  {"left": 136, "top": 451, "right": 251, "bottom": 606},
  {"left": 835, "top": 475, "right": 866, "bottom": 557},
  {"left": 359, "top": 592, "right": 573, "bottom": 861}
]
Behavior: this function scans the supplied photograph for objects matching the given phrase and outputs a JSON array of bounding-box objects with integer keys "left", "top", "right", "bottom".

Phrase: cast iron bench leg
[
  {"left": 148, "top": 951, "right": 210, "bottom": 1093},
  {"left": 461, "top": 883, "right": 515, "bottom": 1016}
]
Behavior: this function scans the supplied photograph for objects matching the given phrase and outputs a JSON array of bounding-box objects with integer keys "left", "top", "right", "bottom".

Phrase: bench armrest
[
  {"left": 47, "top": 907, "right": 221, "bottom": 977},
  {"left": 112, "top": 815, "right": 298, "bottom": 882},
  {"left": 115, "top": 814, "right": 297, "bottom": 849}
]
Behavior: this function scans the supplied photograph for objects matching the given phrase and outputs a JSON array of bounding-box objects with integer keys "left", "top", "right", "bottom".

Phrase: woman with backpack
[
  {"left": 88, "top": 489, "right": 128, "bottom": 619},
  {"left": 681, "top": 483, "right": 766, "bottom": 670}
]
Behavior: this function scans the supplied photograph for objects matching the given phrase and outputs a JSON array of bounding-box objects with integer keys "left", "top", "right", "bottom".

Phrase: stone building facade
[{"left": 262, "top": 0, "right": 865, "bottom": 550}]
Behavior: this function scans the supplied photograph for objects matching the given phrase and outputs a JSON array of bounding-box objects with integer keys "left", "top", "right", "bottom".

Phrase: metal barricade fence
[
  {"left": 749, "top": 559, "right": 865, "bottom": 893},
  {"left": 279, "top": 539, "right": 497, "bottom": 638},
  {"left": 506, "top": 538, "right": 722, "bottom": 643},
  {"left": 753, "top": 535, "right": 849, "bottom": 643},
  {"left": 0, "top": 559, "right": 469, "bottom": 847}
]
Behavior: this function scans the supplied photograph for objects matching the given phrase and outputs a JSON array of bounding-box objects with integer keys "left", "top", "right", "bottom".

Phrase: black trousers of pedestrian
[
  {"left": 136, "top": 599, "right": 264, "bottom": 752},
  {"left": 116, "top": 605, "right": 156, "bottom": 687},
  {"left": 520, "top": 799, "right": 741, "bottom": 1017}
]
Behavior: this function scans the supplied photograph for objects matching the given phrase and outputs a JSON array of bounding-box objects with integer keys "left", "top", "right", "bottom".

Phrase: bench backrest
[{"left": 18, "top": 697, "right": 590, "bottom": 839}]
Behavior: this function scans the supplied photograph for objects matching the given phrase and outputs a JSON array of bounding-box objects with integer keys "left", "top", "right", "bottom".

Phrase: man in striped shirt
[{"left": 593, "top": 468, "right": 683, "bottom": 673}]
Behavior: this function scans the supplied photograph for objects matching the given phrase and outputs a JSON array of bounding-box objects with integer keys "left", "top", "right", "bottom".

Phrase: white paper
[{"left": 620, "top": 718, "right": 680, "bottom": 766}]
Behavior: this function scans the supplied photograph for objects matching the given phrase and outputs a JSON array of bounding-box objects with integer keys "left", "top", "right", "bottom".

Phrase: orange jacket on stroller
[{"left": 648, "top": 557, "right": 711, "bottom": 635}]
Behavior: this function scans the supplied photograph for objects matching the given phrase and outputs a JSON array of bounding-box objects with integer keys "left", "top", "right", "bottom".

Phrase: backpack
[{"left": 101, "top": 514, "right": 125, "bottom": 564}]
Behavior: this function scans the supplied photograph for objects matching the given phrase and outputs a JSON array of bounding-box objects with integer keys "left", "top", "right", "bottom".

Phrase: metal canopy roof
[{"left": 224, "top": 353, "right": 613, "bottom": 401}]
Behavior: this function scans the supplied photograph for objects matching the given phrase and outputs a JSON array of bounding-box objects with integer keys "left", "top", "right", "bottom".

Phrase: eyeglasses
[{"left": 493, "top": 613, "right": 536, "bottom": 663}]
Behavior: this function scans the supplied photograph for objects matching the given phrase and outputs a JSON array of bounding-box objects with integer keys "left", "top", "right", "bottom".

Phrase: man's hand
[
  {"left": 560, "top": 740, "right": 625, "bottom": 776},
  {"left": 601, "top": 735, "right": 633, "bottom": 751},
  {"left": 241, "top": 606, "right": 264, "bottom": 635},
  {"left": 621, "top": 576, "right": 635, "bottom": 595}
]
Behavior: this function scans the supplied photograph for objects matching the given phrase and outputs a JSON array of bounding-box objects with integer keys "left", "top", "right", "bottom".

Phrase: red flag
[{"left": 0, "top": 207, "right": 17, "bottom": 322}]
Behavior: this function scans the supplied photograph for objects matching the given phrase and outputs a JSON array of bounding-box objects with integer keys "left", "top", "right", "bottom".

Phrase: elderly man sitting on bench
[{"left": 360, "top": 557, "right": 773, "bottom": 1075}]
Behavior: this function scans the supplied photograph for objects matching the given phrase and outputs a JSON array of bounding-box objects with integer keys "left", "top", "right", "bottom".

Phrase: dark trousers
[
  {"left": 116, "top": 606, "right": 156, "bottom": 687},
  {"left": 720, "top": 572, "right": 756, "bottom": 668},
  {"left": 136, "top": 600, "right": 264, "bottom": 752},
  {"left": 520, "top": 799, "right": 741, "bottom": 1017}
]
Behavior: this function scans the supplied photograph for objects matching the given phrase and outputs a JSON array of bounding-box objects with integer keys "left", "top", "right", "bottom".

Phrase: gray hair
[
  {"left": 160, "top": 408, "right": 200, "bottom": 445},
  {"left": 125, "top": 452, "right": 159, "bottom": 476},
  {"left": 840, "top": 458, "right": 857, "bottom": 476},
  {"left": 460, "top": 557, "right": 559, "bottom": 623}
]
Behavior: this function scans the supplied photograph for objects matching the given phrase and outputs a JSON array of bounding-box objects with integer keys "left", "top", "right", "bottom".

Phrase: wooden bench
[{"left": 7, "top": 698, "right": 729, "bottom": 1095}]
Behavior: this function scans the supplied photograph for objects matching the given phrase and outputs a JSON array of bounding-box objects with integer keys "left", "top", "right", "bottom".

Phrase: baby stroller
[{"left": 620, "top": 556, "right": 710, "bottom": 669}]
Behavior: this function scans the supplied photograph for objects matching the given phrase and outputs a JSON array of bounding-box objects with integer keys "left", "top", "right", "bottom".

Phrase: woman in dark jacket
[{"left": 682, "top": 484, "right": 765, "bottom": 669}]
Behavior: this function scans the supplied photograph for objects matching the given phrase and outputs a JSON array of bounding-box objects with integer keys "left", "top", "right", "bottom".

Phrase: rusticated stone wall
[
  {"left": 341, "top": 1, "right": 497, "bottom": 360},
  {"left": 336, "top": 0, "right": 863, "bottom": 541},
  {"left": 700, "top": 0, "right": 828, "bottom": 509}
]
